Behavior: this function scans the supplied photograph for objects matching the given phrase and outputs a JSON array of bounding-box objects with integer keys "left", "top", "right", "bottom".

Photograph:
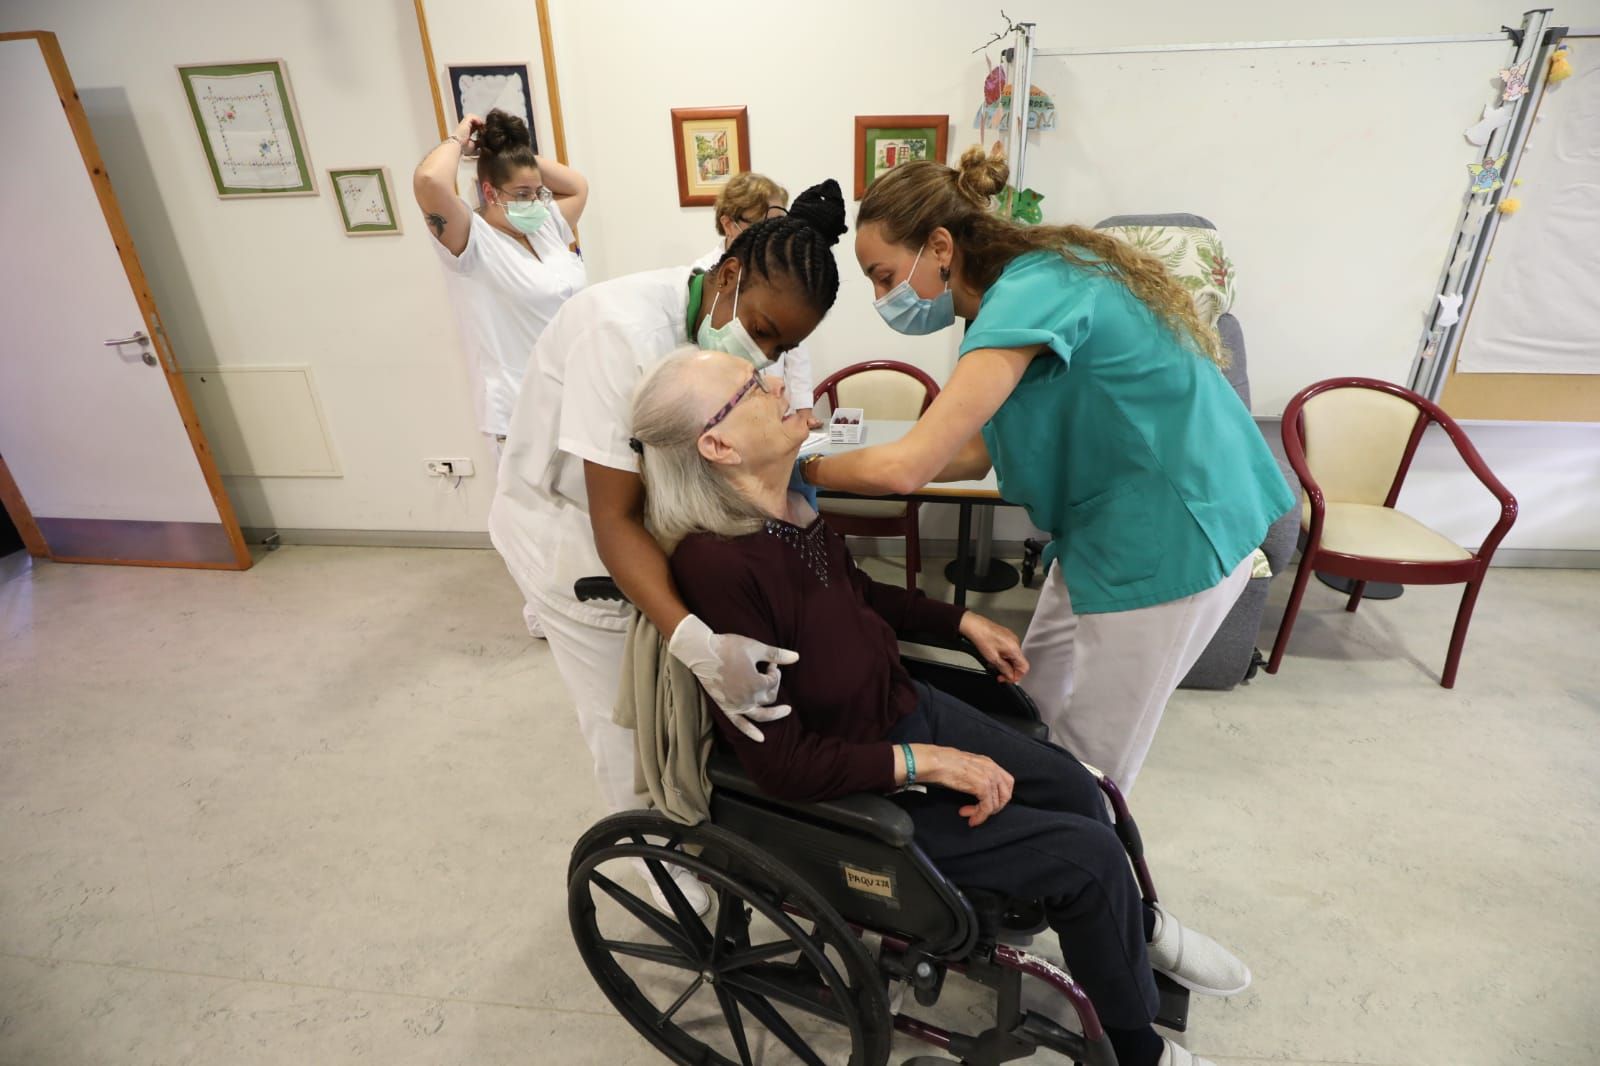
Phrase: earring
[{"left": 939, "top": 265, "right": 950, "bottom": 282}]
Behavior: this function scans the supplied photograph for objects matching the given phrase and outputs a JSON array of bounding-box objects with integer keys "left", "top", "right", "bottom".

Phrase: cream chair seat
[{"left": 1302, "top": 500, "right": 1472, "bottom": 563}]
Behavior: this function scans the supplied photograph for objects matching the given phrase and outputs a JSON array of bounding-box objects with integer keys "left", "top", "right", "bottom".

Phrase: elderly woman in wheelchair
[{"left": 566, "top": 348, "right": 1251, "bottom": 1066}]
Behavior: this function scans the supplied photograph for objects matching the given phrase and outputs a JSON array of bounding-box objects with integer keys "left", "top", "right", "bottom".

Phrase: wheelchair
[{"left": 568, "top": 578, "right": 1190, "bottom": 1065}]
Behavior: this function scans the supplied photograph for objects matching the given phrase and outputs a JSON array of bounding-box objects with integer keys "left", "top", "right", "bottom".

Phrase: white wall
[
  {"left": 0, "top": 0, "right": 493, "bottom": 533},
  {"left": 6, "top": 0, "right": 1598, "bottom": 553}
]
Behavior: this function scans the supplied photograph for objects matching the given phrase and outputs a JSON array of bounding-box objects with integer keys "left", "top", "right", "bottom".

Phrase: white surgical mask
[
  {"left": 697, "top": 271, "right": 771, "bottom": 368},
  {"left": 874, "top": 244, "right": 955, "bottom": 335}
]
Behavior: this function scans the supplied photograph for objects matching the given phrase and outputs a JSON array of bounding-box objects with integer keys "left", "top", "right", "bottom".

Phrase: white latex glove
[{"left": 668, "top": 614, "right": 797, "bottom": 742}]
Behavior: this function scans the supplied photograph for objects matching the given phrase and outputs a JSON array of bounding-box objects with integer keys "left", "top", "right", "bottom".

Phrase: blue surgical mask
[
  {"left": 697, "top": 270, "right": 772, "bottom": 368},
  {"left": 503, "top": 199, "right": 551, "bottom": 235},
  {"left": 874, "top": 244, "right": 955, "bottom": 335}
]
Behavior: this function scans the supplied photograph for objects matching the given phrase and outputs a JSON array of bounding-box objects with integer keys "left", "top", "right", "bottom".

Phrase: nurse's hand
[
  {"left": 958, "top": 612, "right": 1029, "bottom": 684},
  {"left": 668, "top": 614, "right": 798, "bottom": 741}
]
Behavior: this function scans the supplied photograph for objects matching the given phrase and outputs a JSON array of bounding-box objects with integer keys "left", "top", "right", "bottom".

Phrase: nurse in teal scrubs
[{"left": 801, "top": 145, "right": 1294, "bottom": 790}]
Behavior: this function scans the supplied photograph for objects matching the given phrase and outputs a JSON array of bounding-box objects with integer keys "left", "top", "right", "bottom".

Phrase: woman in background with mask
[
  {"left": 488, "top": 183, "right": 847, "bottom": 911},
  {"left": 801, "top": 146, "right": 1293, "bottom": 794},
  {"left": 691, "top": 173, "right": 820, "bottom": 428},
  {"left": 415, "top": 108, "right": 589, "bottom": 638}
]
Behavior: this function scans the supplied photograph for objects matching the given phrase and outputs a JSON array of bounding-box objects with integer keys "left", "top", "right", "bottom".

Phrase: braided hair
[{"left": 714, "top": 178, "right": 847, "bottom": 315}]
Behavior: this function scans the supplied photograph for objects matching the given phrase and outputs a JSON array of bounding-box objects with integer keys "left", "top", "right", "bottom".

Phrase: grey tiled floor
[{"left": 1, "top": 546, "right": 1596, "bottom": 1065}]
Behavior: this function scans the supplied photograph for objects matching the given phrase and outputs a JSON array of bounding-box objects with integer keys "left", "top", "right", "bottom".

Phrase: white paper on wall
[
  {"left": 1457, "top": 43, "right": 1600, "bottom": 375},
  {"left": 189, "top": 72, "right": 305, "bottom": 190}
]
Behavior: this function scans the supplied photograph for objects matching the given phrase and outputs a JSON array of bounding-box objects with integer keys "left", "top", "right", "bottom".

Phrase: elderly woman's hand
[
  {"left": 957, "top": 612, "right": 1028, "bottom": 684},
  {"left": 911, "top": 745, "right": 1015, "bottom": 827}
]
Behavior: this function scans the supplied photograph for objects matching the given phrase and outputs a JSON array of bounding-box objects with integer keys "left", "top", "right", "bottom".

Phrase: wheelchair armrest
[{"left": 707, "top": 751, "right": 915, "bottom": 848}]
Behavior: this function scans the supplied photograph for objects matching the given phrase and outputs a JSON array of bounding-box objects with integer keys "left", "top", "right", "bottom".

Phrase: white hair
[{"left": 631, "top": 348, "right": 765, "bottom": 552}]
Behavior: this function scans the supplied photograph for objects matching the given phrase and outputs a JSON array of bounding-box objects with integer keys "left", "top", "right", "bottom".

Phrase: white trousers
[
  {"left": 490, "top": 433, "right": 545, "bottom": 640},
  {"left": 1018, "top": 556, "right": 1253, "bottom": 792},
  {"left": 502, "top": 558, "right": 641, "bottom": 813}
]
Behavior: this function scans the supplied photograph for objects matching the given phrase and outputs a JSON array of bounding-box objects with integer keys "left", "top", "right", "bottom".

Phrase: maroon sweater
[{"left": 671, "top": 515, "right": 967, "bottom": 802}]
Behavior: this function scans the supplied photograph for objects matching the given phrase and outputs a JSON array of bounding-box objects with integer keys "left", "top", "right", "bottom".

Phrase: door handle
[{"left": 104, "top": 331, "right": 150, "bottom": 346}]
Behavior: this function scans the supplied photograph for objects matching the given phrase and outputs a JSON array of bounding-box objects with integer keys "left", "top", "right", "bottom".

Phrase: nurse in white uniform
[
  {"left": 692, "top": 173, "right": 820, "bottom": 428},
  {"left": 415, "top": 108, "right": 589, "bottom": 638},
  {"left": 490, "top": 184, "right": 848, "bottom": 820}
]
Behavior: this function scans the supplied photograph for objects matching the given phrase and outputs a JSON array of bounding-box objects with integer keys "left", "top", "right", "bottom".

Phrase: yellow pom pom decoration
[
  {"left": 1498, "top": 198, "right": 1521, "bottom": 215},
  {"left": 1549, "top": 46, "right": 1573, "bottom": 83}
]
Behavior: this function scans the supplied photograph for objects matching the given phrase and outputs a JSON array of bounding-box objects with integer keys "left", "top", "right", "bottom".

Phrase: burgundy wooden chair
[
  {"left": 1266, "top": 378, "right": 1517, "bottom": 688},
  {"left": 813, "top": 360, "right": 940, "bottom": 591}
]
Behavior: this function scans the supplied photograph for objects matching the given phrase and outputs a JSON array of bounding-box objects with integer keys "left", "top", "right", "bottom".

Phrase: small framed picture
[
  {"left": 329, "top": 167, "right": 401, "bottom": 236},
  {"left": 447, "top": 63, "right": 537, "bottom": 152},
  {"left": 853, "top": 115, "right": 950, "bottom": 200},
  {"left": 671, "top": 106, "right": 751, "bottom": 207},
  {"left": 177, "top": 59, "right": 316, "bottom": 198}
]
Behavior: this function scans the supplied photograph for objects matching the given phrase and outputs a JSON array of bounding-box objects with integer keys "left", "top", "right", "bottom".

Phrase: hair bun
[
  {"left": 786, "top": 178, "right": 847, "bottom": 247},
  {"left": 955, "top": 144, "right": 1009, "bottom": 205},
  {"left": 478, "top": 109, "right": 532, "bottom": 156}
]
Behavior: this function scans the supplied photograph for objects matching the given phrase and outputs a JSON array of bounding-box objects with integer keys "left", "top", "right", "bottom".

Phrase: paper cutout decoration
[
  {"left": 974, "top": 61, "right": 1058, "bottom": 131},
  {"left": 1467, "top": 154, "right": 1508, "bottom": 196},
  {"left": 1436, "top": 292, "right": 1464, "bottom": 327},
  {"left": 1464, "top": 103, "right": 1514, "bottom": 146},
  {"left": 996, "top": 184, "right": 1044, "bottom": 224},
  {"left": 1465, "top": 199, "right": 1493, "bottom": 229},
  {"left": 1499, "top": 61, "right": 1531, "bottom": 102}
]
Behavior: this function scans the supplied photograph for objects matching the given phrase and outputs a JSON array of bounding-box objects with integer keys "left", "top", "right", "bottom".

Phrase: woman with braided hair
[
  {"left": 487, "top": 180, "right": 848, "bottom": 914},
  {"left": 689, "top": 172, "right": 820, "bottom": 428},
  {"left": 801, "top": 145, "right": 1295, "bottom": 799}
]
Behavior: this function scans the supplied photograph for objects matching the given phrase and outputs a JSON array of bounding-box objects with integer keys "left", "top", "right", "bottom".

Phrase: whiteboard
[
  {"left": 1456, "top": 36, "right": 1600, "bottom": 375},
  {"left": 1021, "top": 39, "right": 1510, "bottom": 414}
]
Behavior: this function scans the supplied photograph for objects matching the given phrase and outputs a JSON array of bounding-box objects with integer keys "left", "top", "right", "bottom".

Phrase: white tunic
[
  {"left": 433, "top": 200, "right": 587, "bottom": 436},
  {"left": 688, "top": 241, "right": 816, "bottom": 411},
  {"left": 489, "top": 266, "right": 693, "bottom": 629}
]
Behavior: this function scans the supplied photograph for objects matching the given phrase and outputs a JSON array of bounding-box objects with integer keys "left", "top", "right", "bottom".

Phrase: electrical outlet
[{"left": 424, "top": 458, "right": 475, "bottom": 478}]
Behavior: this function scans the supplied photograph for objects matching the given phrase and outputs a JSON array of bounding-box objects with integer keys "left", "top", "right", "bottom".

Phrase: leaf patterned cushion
[{"left": 1095, "top": 220, "right": 1236, "bottom": 327}]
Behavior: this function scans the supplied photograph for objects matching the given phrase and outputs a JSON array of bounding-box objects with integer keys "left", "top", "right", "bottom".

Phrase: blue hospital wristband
[{"left": 901, "top": 742, "right": 916, "bottom": 784}]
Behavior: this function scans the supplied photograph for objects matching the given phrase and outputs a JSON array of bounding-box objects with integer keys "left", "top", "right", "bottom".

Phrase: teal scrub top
[{"left": 960, "top": 251, "right": 1295, "bottom": 614}]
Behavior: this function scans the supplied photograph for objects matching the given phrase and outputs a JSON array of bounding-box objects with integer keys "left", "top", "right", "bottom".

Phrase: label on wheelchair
[{"left": 840, "top": 863, "right": 899, "bottom": 905}]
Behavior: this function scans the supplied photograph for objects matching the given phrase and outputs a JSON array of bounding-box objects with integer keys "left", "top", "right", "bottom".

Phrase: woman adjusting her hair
[
  {"left": 691, "top": 174, "right": 821, "bottom": 427},
  {"left": 413, "top": 108, "right": 589, "bottom": 637},
  {"left": 487, "top": 182, "right": 848, "bottom": 913},
  {"left": 801, "top": 145, "right": 1295, "bottom": 791}
]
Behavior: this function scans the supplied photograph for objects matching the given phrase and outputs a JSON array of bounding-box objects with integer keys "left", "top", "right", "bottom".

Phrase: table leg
[
  {"left": 945, "top": 504, "right": 1021, "bottom": 597},
  {"left": 950, "top": 502, "right": 972, "bottom": 608}
]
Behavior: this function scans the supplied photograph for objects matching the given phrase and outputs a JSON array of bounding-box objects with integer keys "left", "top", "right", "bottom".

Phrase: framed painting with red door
[{"left": 853, "top": 115, "right": 949, "bottom": 200}]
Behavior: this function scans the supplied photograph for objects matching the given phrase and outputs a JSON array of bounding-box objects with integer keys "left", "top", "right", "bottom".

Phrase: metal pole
[
  {"left": 1036, "top": 32, "right": 1507, "bottom": 58},
  {"left": 1408, "top": 9, "right": 1556, "bottom": 400}
]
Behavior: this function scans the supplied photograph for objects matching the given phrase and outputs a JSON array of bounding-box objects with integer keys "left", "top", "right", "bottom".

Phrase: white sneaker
[
  {"left": 1159, "top": 1038, "right": 1218, "bottom": 1066},
  {"left": 1147, "top": 904, "right": 1251, "bottom": 997},
  {"left": 633, "top": 857, "right": 711, "bottom": 917}
]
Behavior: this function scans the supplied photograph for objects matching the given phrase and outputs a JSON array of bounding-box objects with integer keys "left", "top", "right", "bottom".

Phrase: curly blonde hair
[
  {"left": 857, "top": 146, "right": 1225, "bottom": 366},
  {"left": 712, "top": 172, "right": 789, "bottom": 237}
]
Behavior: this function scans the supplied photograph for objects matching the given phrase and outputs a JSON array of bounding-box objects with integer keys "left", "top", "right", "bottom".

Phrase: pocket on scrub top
[{"left": 1063, "top": 481, "right": 1159, "bottom": 587}]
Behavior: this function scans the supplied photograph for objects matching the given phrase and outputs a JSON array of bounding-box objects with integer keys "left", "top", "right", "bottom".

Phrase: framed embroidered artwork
[
  {"left": 177, "top": 59, "right": 315, "bottom": 198},
  {"left": 671, "top": 106, "right": 751, "bottom": 207},
  {"left": 447, "top": 63, "right": 537, "bottom": 152},
  {"left": 853, "top": 115, "right": 949, "bottom": 200},
  {"left": 329, "top": 167, "right": 401, "bottom": 237}
]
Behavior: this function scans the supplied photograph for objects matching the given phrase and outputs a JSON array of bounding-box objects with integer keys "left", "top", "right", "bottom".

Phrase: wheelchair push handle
[{"left": 574, "top": 576, "right": 628, "bottom": 603}]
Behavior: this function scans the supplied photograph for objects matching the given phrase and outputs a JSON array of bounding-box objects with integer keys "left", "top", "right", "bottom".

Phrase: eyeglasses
[
  {"left": 496, "top": 185, "right": 554, "bottom": 204},
  {"left": 736, "top": 206, "right": 787, "bottom": 227},
  {"left": 702, "top": 369, "right": 770, "bottom": 433}
]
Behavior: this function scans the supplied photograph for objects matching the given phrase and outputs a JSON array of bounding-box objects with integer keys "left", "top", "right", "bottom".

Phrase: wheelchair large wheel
[{"left": 569, "top": 811, "right": 892, "bottom": 1066}]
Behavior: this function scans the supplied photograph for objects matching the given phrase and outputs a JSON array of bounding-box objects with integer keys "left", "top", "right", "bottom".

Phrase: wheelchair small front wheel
[{"left": 569, "top": 811, "right": 891, "bottom": 1066}]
